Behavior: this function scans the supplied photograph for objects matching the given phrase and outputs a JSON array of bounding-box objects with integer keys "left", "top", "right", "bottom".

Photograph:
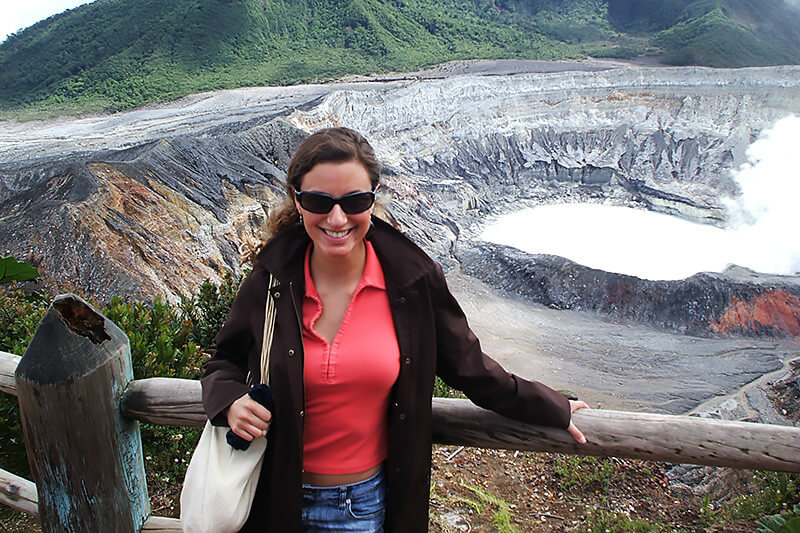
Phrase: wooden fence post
[{"left": 14, "top": 294, "right": 149, "bottom": 532}]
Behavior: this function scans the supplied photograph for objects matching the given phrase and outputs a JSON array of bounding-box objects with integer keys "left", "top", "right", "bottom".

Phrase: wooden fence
[{"left": 1, "top": 294, "right": 799, "bottom": 531}]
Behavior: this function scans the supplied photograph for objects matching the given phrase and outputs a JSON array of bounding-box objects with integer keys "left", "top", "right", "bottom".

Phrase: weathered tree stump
[{"left": 14, "top": 294, "right": 149, "bottom": 532}]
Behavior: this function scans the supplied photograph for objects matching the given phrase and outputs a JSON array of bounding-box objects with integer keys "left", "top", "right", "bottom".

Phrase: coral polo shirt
[{"left": 301, "top": 240, "right": 401, "bottom": 475}]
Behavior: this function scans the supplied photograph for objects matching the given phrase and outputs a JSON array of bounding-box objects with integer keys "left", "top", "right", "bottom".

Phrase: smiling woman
[
  {"left": 199, "top": 127, "right": 587, "bottom": 533},
  {"left": 294, "top": 160, "right": 376, "bottom": 264}
]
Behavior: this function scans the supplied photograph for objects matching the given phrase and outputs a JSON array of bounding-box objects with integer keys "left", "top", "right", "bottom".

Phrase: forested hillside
[
  {"left": 609, "top": 0, "right": 800, "bottom": 66},
  {"left": 0, "top": 0, "right": 798, "bottom": 115}
]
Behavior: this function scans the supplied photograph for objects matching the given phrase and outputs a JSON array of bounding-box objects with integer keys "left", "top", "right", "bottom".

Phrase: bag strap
[{"left": 260, "top": 274, "right": 280, "bottom": 386}]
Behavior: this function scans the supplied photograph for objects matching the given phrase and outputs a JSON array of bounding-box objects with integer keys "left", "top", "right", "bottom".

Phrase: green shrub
[
  {"left": 178, "top": 272, "right": 241, "bottom": 351},
  {"left": 0, "top": 257, "right": 38, "bottom": 284},
  {"left": 0, "top": 274, "right": 242, "bottom": 488},
  {"left": 461, "top": 482, "right": 516, "bottom": 533},
  {"left": 724, "top": 472, "right": 800, "bottom": 522},
  {"left": 756, "top": 504, "right": 800, "bottom": 533},
  {"left": 0, "top": 290, "right": 50, "bottom": 475},
  {"left": 433, "top": 375, "right": 465, "bottom": 398}
]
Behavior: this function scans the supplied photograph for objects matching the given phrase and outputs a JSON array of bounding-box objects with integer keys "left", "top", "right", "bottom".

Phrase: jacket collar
[
  {"left": 255, "top": 216, "right": 436, "bottom": 289},
  {"left": 368, "top": 217, "right": 437, "bottom": 289}
]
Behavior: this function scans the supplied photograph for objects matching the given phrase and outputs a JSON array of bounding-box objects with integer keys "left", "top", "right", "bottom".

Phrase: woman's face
[{"left": 294, "top": 160, "right": 375, "bottom": 261}]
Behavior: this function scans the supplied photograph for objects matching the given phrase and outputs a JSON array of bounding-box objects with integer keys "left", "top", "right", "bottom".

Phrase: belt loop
[{"left": 339, "top": 487, "right": 347, "bottom": 509}]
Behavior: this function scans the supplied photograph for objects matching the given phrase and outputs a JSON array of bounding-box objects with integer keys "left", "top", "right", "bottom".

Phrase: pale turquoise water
[{"left": 483, "top": 116, "right": 800, "bottom": 280}]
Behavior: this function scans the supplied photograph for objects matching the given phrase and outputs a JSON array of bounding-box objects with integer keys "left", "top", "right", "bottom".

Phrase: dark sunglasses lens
[
  {"left": 340, "top": 192, "right": 375, "bottom": 214},
  {"left": 298, "top": 192, "right": 334, "bottom": 214},
  {"left": 297, "top": 190, "right": 375, "bottom": 214}
]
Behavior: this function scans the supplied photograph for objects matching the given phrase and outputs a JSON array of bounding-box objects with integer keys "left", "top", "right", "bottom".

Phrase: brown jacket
[{"left": 201, "top": 217, "right": 571, "bottom": 532}]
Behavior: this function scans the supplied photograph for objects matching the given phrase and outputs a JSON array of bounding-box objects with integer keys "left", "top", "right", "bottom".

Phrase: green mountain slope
[
  {"left": 609, "top": 0, "right": 800, "bottom": 66},
  {"left": 1, "top": 0, "right": 798, "bottom": 115},
  {"left": 0, "top": 0, "right": 598, "bottom": 112}
]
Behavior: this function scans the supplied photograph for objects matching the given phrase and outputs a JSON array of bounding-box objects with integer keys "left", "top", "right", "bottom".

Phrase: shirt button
[
  {"left": 398, "top": 296, "right": 407, "bottom": 304},
  {"left": 399, "top": 413, "right": 406, "bottom": 420},
  {"left": 404, "top": 358, "right": 411, "bottom": 365},
  {"left": 288, "top": 349, "right": 295, "bottom": 357},
  {"left": 299, "top": 410, "right": 305, "bottom": 417},
  {"left": 273, "top": 291, "right": 281, "bottom": 299}
]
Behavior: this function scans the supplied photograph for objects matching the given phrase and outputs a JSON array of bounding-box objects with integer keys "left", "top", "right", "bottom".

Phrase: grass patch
[
  {"left": 578, "top": 507, "right": 665, "bottom": 532},
  {"left": 461, "top": 482, "right": 516, "bottom": 533},
  {"left": 552, "top": 454, "right": 618, "bottom": 491}
]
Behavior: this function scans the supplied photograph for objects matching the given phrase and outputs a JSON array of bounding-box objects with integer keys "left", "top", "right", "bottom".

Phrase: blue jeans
[{"left": 301, "top": 469, "right": 386, "bottom": 533}]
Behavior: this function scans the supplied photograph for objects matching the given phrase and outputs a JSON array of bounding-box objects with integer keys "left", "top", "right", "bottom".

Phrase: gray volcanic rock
[
  {"left": 288, "top": 66, "right": 800, "bottom": 230},
  {"left": 0, "top": 118, "right": 306, "bottom": 301},
  {"left": 2, "top": 65, "right": 800, "bottom": 339},
  {"left": 458, "top": 242, "right": 800, "bottom": 338}
]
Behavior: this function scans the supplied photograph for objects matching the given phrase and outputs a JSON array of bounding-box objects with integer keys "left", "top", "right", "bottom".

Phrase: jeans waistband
[{"left": 302, "top": 469, "right": 384, "bottom": 497}]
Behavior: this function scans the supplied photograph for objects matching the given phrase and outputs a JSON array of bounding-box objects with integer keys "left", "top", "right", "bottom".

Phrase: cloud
[{"left": 723, "top": 114, "right": 800, "bottom": 275}]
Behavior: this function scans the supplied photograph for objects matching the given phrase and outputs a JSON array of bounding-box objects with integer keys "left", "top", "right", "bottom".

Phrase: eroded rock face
[
  {"left": 458, "top": 243, "right": 800, "bottom": 338},
  {"left": 0, "top": 119, "right": 306, "bottom": 301},
  {"left": 288, "top": 66, "right": 800, "bottom": 229},
  {"left": 2, "top": 65, "right": 800, "bottom": 339}
]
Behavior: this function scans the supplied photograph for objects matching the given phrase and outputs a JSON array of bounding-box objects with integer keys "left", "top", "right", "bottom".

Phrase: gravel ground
[{"left": 0, "top": 446, "right": 762, "bottom": 532}]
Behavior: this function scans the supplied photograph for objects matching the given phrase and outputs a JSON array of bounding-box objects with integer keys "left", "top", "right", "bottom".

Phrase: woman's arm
[{"left": 429, "top": 264, "right": 586, "bottom": 441}]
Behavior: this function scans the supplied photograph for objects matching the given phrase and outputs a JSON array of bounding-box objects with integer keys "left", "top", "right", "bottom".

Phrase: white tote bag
[
  {"left": 180, "top": 422, "right": 267, "bottom": 532},
  {"left": 180, "top": 274, "right": 279, "bottom": 533}
]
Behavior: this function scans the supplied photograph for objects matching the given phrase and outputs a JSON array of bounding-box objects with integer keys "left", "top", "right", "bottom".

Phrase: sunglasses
[{"left": 294, "top": 189, "right": 376, "bottom": 214}]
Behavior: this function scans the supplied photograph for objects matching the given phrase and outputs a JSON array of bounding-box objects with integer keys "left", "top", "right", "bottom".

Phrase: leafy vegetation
[
  {"left": 611, "top": 0, "right": 800, "bottom": 66},
  {"left": 756, "top": 504, "right": 800, "bottom": 533},
  {"left": 0, "top": 272, "right": 241, "bottom": 487},
  {"left": 687, "top": 471, "right": 800, "bottom": 531},
  {"left": 460, "top": 482, "right": 516, "bottom": 533},
  {"left": 0, "top": 291, "right": 50, "bottom": 475},
  {"left": 723, "top": 472, "right": 800, "bottom": 523},
  {"left": 0, "top": 257, "right": 38, "bottom": 285},
  {"left": 433, "top": 375, "right": 465, "bottom": 398},
  {"left": 4, "top": 0, "right": 797, "bottom": 117},
  {"left": 578, "top": 507, "right": 666, "bottom": 532},
  {"left": 0, "top": 0, "right": 577, "bottom": 114}
]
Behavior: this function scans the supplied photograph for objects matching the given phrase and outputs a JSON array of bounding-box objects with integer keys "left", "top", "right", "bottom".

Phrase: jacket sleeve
[
  {"left": 429, "top": 264, "right": 571, "bottom": 429},
  {"left": 201, "top": 268, "right": 266, "bottom": 426}
]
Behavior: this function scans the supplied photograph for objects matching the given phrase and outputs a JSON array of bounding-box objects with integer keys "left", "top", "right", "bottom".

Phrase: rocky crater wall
[
  {"left": 2, "top": 66, "right": 800, "bottom": 337},
  {"left": 459, "top": 243, "right": 800, "bottom": 338}
]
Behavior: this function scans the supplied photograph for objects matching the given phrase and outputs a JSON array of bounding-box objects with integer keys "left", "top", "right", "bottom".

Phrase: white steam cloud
[
  {"left": 723, "top": 114, "right": 800, "bottom": 275},
  {"left": 481, "top": 115, "right": 800, "bottom": 280}
]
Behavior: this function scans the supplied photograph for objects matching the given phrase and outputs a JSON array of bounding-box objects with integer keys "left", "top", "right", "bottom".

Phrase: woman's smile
[
  {"left": 294, "top": 160, "right": 374, "bottom": 262},
  {"left": 321, "top": 227, "right": 353, "bottom": 239}
]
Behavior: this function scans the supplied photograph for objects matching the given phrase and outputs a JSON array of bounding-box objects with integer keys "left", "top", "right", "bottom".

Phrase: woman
[{"left": 201, "top": 127, "right": 588, "bottom": 532}]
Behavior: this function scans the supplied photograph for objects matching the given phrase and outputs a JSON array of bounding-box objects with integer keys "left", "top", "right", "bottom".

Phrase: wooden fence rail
[{"left": 1, "top": 293, "right": 799, "bottom": 531}]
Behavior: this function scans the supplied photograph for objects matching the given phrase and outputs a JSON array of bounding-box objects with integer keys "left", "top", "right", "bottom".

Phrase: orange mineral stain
[{"left": 711, "top": 290, "right": 800, "bottom": 337}]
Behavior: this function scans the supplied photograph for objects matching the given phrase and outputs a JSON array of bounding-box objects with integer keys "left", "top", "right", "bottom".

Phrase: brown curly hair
[{"left": 241, "top": 127, "right": 383, "bottom": 265}]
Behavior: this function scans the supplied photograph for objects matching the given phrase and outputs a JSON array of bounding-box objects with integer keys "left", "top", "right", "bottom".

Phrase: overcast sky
[{"left": 2, "top": 1, "right": 95, "bottom": 43}]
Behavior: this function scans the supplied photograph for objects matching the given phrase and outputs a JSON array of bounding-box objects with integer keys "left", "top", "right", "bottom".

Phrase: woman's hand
[
  {"left": 567, "top": 400, "right": 590, "bottom": 444},
  {"left": 226, "top": 393, "right": 272, "bottom": 442}
]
